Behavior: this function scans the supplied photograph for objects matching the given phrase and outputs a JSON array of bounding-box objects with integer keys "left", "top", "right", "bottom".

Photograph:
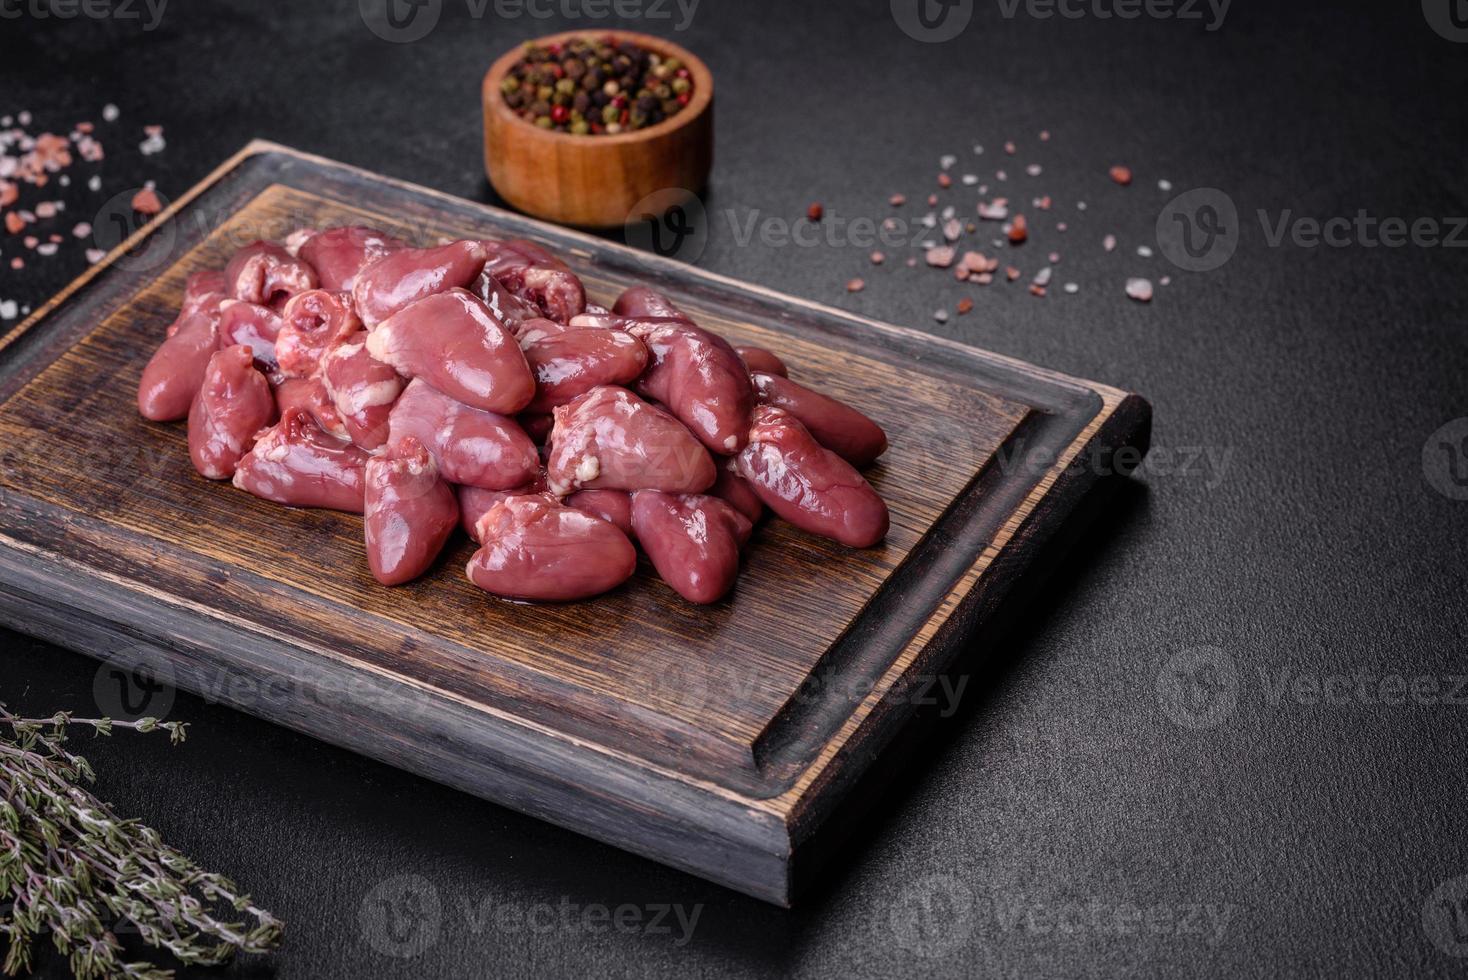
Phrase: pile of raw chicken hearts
[{"left": 137, "top": 229, "right": 890, "bottom": 604}]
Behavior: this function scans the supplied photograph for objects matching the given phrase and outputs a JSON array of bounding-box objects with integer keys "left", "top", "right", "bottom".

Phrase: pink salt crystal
[
  {"left": 870, "top": 251, "right": 885, "bottom": 265},
  {"left": 72, "top": 222, "right": 91, "bottom": 238},
  {"left": 889, "top": 193, "right": 906, "bottom": 206},
  {"left": 846, "top": 278, "right": 865, "bottom": 293},
  {"left": 1103, "top": 234, "right": 1117, "bottom": 252},
  {"left": 1126, "top": 278, "right": 1154, "bottom": 303},
  {"left": 925, "top": 246, "right": 956, "bottom": 268}
]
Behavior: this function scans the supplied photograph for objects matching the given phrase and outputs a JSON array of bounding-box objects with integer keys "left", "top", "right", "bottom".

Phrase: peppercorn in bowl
[{"left": 483, "top": 31, "right": 713, "bottom": 228}]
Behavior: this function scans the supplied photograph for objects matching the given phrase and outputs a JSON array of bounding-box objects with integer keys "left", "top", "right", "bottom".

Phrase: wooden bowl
[{"left": 482, "top": 31, "right": 714, "bottom": 229}]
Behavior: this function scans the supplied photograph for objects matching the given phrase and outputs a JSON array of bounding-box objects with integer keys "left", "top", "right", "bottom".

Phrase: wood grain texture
[
  {"left": 0, "top": 143, "right": 1151, "bottom": 905},
  {"left": 482, "top": 30, "right": 714, "bottom": 228}
]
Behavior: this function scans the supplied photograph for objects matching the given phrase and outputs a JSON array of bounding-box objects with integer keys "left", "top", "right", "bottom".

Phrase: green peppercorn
[
  {"left": 555, "top": 77, "right": 576, "bottom": 96},
  {"left": 570, "top": 119, "right": 590, "bottom": 135},
  {"left": 671, "top": 77, "right": 690, "bottom": 95},
  {"left": 535, "top": 115, "right": 553, "bottom": 129},
  {"left": 601, "top": 103, "right": 620, "bottom": 124},
  {"left": 500, "top": 75, "right": 520, "bottom": 94}
]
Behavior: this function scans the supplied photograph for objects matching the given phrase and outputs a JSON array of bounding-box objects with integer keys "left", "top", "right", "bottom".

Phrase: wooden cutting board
[{"left": 0, "top": 142, "right": 1150, "bottom": 906}]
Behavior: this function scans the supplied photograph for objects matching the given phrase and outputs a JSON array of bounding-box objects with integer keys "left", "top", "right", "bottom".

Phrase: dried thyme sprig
[{"left": 0, "top": 703, "right": 283, "bottom": 979}]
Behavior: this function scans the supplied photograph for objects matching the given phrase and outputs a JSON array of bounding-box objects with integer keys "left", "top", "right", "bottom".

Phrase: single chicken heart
[
  {"left": 277, "top": 289, "right": 361, "bottom": 379},
  {"left": 631, "top": 491, "right": 753, "bottom": 605},
  {"left": 188, "top": 345, "right": 275, "bottom": 480},
  {"left": 351, "top": 240, "right": 489, "bottom": 329},
  {"left": 387, "top": 379, "right": 540, "bottom": 490},
  {"left": 233, "top": 409, "right": 370, "bottom": 513},
  {"left": 298, "top": 226, "right": 405, "bottom": 292},
  {"left": 466, "top": 493, "right": 637, "bottom": 602},
  {"left": 364, "top": 437, "right": 459, "bottom": 586},
  {"left": 138, "top": 305, "right": 221, "bottom": 421},
  {"left": 545, "top": 385, "right": 716, "bottom": 497},
  {"left": 736, "top": 404, "right": 889, "bottom": 548},
  {"left": 366, "top": 288, "right": 535, "bottom": 415},
  {"left": 749, "top": 371, "right": 888, "bottom": 467},
  {"left": 519, "top": 320, "right": 649, "bottom": 413},
  {"left": 224, "top": 241, "right": 318, "bottom": 309},
  {"left": 320, "top": 332, "right": 405, "bottom": 451}
]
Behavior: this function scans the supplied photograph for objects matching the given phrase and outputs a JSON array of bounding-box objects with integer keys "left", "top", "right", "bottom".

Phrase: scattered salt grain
[
  {"left": 72, "top": 222, "right": 91, "bottom": 238},
  {"left": 1025, "top": 164, "right": 1042, "bottom": 177},
  {"left": 995, "top": 170, "right": 1008, "bottom": 182},
  {"left": 942, "top": 218, "right": 962, "bottom": 242},
  {"left": 0, "top": 300, "right": 16, "bottom": 320},
  {"left": 86, "top": 248, "right": 106, "bottom": 264},
  {"left": 1003, "top": 141, "right": 1016, "bottom": 155},
  {"left": 925, "top": 246, "right": 956, "bottom": 268},
  {"left": 17, "top": 111, "right": 31, "bottom": 126},
  {"left": 1039, "top": 130, "right": 1051, "bottom": 142},
  {"left": 939, "top": 154, "right": 956, "bottom": 170},
  {"left": 961, "top": 174, "right": 978, "bottom": 186},
  {"left": 139, "top": 126, "right": 166, "bottom": 155},
  {"left": 1159, "top": 275, "right": 1172, "bottom": 286},
  {"left": 1137, "top": 245, "right": 1154, "bottom": 258},
  {"left": 846, "top": 278, "right": 865, "bottom": 293},
  {"left": 1064, "top": 282, "right": 1079, "bottom": 294},
  {"left": 1158, "top": 179, "right": 1172, "bottom": 192},
  {"left": 977, "top": 200, "right": 1008, "bottom": 221},
  {"left": 933, "top": 309, "right": 949, "bottom": 323},
  {"left": 1103, "top": 234, "right": 1117, "bottom": 252},
  {"left": 973, "top": 144, "right": 984, "bottom": 155},
  {"left": 1126, "top": 277, "right": 1154, "bottom": 303},
  {"left": 957, "top": 297, "right": 973, "bottom": 314},
  {"left": 88, "top": 175, "right": 101, "bottom": 192},
  {"left": 36, "top": 242, "right": 58, "bottom": 256},
  {"left": 869, "top": 251, "right": 885, "bottom": 265},
  {"left": 102, "top": 104, "right": 119, "bottom": 122}
]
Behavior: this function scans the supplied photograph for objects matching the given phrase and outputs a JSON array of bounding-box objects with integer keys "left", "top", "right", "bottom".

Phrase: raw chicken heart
[
  {"left": 352, "top": 240, "right": 488, "bottom": 329},
  {"left": 388, "top": 379, "right": 539, "bottom": 490},
  {"left": 480, "top": 238, "right": 586, "bottom": 322},
  {"left": 320, "top": 332, "right": 405, "bottom": 451},
  {"left": 750, "top": 371, "right": 888, "bottom": 467},
  {"left": 735, "top": 405, "right": 889, "bottom": 548},
  {"left": 546, "top": 386, "right": 715, "bottom": 497},
  {"left": 366, "top": 288, "right": 534, "bottom": 415},
  {"left": 188, "top": 345, "right": 275, "bottom": 480},
  {"left": 232, "top": 409, "right": 370, "bottom": 513},
  {"left": 217, "top": 300, "right": 284, "bottom": 376},
  {"left": 225, "top": 241, "right": 318, "bottom": 309},
  {"left": 277, "top": 289, "right": 361, "bottom": 379},
  {"left": 631, "top": 491, "right": 753, "bottom": 605},
  {"left": 273, "top": 376, "right": 349, "bottom": 441},
  {"left": 521, "top": 322, "right": 649, "bottom": 413},
  {"left": 138, "top": 305, "right": 220, "bottom": 421},
  {"left": 364, "top": 437, "right": 459, "bottom": 586},
  {"left": 610, "top": 289, "right": 753, "bottom": 455},
  {"left": 466, "top": 494, "right": 637, "bottom": 602},
  {"left": 299, "top": 226, "right": 405, "bottom": 292}
]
